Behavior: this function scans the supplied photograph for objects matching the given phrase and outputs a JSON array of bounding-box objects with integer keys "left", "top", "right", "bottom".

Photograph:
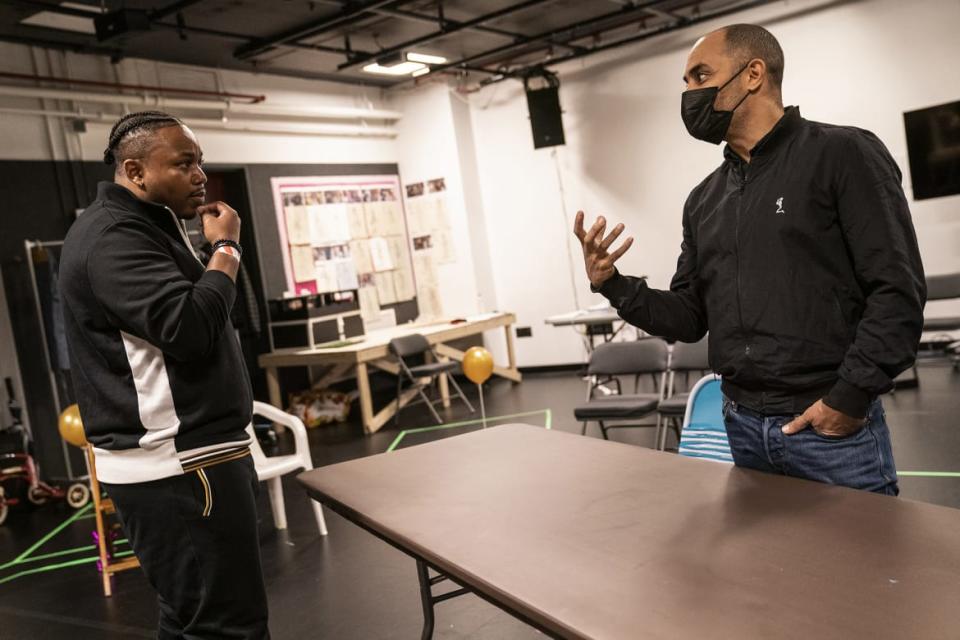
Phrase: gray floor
[{"left": 1, "top": 361, "right": 959, "bottom": 639}]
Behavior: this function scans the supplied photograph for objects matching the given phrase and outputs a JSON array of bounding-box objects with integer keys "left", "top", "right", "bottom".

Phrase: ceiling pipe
[
  {"left": 0, "top": 106, "right": 399, "bottom": 138},
  {"left": 0, "top": 85, "right": 402, "bottom": 121},
  {"left": 0, "top": 70, "right": 266, "bottom": 103}
]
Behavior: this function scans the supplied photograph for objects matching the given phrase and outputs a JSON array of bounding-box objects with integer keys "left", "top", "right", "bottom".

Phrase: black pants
[{"left": 103, "top": 456, "right": 270, "bottom": 639}]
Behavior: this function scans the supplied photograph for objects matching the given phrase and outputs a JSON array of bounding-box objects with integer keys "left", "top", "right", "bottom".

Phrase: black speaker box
[{"left": 526, "top": 85, "right": 565, "bottom": 149}]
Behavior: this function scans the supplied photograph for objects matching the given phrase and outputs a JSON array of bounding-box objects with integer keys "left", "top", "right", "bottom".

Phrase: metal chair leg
[
  {"left": 394, "top": 376, "right": 404, "bottom": 426},
  {"left": 447, "top": 375, "right": 475, "bottom": 413},
  {"left": 420, "top": 384, "right": 444, "bottom": 425},
  {"left": 599, "top": 421, "right": 609, "bottom": 440},
  {"left": 581, "top": 421, "right": 589, "bottom": 436}
]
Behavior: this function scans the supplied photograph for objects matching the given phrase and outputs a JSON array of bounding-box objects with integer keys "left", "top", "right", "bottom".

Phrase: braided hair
[{"left": 103, "top": 110, "right": 183, "bottom": 166}]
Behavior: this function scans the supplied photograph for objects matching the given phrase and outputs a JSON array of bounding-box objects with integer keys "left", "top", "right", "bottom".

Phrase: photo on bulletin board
[{"left": 270, "top": 174, "right": 417, "bottom": 320}]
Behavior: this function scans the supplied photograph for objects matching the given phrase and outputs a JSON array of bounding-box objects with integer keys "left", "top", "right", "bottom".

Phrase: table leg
[
  {"left": 417, "top": 559, "right": 435, "bottom": 640},
  {"left": 433, "top": 352, "right": 451, "bottom": 409},
  {"left": 356, "top": 362, "right": 375, "bottom": 434},
  {"left": 504, "top": 324, "right": 519, "bottom": 382},
  {"left": 265, "top": 366, "right": 286, "bottom": 434},
  {"left": 266, "top": 366, "right": 281, "bottom": 408}
]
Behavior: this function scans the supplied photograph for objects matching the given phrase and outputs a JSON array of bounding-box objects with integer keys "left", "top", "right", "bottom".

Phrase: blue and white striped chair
[{"left": 677, "top": 375, "right": 733, "bottom": 464}]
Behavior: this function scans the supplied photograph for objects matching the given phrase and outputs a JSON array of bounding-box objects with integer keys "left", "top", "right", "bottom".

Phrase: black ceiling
[{"left": 0, "top": 0, "right": 777, "bottom": 89}]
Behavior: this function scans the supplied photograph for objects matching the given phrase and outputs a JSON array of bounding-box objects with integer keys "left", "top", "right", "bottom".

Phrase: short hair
[
  {"left": 103, "top": 110, "right": 183, "bottom": 167},
  {"left": 720, "top": 24, "right": 784, "bottom": 92}
]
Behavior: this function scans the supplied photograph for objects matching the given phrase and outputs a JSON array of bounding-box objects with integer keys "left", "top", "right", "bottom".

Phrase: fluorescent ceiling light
[
  {"left": 406, "top": 52, "right": 447, "bottom": 65},
  {"left": 362, "top": 61, "right": 427, "bottom": 76},
  {"left": 411, "top": 68, "right": 431, "bottom": 78},
  {"left": 20, "top": 2, "right": 102, "bottom": 34}
]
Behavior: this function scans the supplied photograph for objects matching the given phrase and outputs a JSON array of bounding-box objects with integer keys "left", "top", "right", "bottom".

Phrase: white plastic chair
[{"left": 249, "top": 401, "right": 328, "bottom": 536}]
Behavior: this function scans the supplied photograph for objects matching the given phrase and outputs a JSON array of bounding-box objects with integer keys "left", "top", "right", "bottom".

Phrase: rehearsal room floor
[{"left": 2, "top": 361, "right": 959, "bottom": 639}]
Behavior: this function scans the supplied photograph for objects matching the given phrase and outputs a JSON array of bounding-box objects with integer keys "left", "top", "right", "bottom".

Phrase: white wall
[
  {"left": 390, "top": 83, "right": 485, "bottom": 318},
  {"left": 469, "top": 0, "right": 960, "bottom": 366},
  {"left": 0, "top": 42, "right": 399, "bottom": 164}
]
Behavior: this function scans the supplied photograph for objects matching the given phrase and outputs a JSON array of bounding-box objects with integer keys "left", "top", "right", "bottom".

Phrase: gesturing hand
[{"left": 573, "top": 211, "right": 634, "bottom": 289}]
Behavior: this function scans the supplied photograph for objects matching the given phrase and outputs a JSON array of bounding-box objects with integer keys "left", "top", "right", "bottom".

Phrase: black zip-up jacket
[
  {"left": 596, "top": 107, "right": 926, "bottom": 418},
  {"left": 60, "top": 182, "right": 252, "bottom": 484}
]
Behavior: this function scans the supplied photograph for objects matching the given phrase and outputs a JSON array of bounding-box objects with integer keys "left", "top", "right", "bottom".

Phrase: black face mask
[{"left": 681, "top": 64, "right": 751, "bottom": 144}]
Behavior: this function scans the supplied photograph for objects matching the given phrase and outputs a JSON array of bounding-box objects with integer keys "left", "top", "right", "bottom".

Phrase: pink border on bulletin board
[{"left": 270, "top": 174, "right": 405, "bottom": 296}]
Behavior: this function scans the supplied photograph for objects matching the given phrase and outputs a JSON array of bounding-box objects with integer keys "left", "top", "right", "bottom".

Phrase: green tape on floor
[
  {"left": 0, "top": 550, "right": 134, "bottom": 586},
  {"left": 387, "top": 409, "right": 552, "bottom": 452},
  {"left": 898, "top": 471, "right": 960, "bottom": 477},
  {"left": 0, "top": 502, "right": 93, "bottom": 571}
]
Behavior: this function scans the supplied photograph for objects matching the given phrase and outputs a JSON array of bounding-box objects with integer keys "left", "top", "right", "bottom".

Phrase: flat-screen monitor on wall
[{"left": 903, "top": 100, "right": 960, "bottom": 200}]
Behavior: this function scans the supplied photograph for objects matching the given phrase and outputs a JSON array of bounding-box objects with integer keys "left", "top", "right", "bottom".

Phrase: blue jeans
[{"left": 722, "top": 397, "right": 899, "bottom": 495}]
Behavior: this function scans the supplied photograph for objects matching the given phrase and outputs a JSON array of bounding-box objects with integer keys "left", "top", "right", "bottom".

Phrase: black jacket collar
[
  {"left": 97, "top": 181, "right": 174, "bottom": 219},
  {"left": 96, "top": 181, "right": 189, "bottom": 246},
  {"left": 723, "top": 105, "right": 803, "bottom": 165}
]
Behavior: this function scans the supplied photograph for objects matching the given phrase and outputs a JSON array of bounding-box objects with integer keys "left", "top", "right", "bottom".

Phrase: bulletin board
[{"left": 270, "top": 175, "right": 416, "bottom": 323}]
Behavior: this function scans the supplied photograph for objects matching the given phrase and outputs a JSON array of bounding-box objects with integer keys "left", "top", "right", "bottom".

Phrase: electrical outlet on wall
[{"left": 516, "top": 326, "right": 532, "bottom": 338}]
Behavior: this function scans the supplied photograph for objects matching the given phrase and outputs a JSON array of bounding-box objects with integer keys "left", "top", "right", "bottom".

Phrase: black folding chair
[
  {"left": 573, "top": 339, "right": 669, "bottom": 442},
  {"left": 389, "top": 334, "right": 475, "bottom": 426},
  {"left": 657, "top": 337, "right": 710, "bottom": 450},
  {"left": 895, "top": 272, "right": 960, "bottom": 389}
]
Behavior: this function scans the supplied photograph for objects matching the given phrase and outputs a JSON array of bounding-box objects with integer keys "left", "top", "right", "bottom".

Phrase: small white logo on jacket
[{"left": 775, "top": 197, "right": 785, "bottom": 214}]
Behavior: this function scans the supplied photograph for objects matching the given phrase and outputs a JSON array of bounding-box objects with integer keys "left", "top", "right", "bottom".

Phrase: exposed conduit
[
  {"left": 0, "top": 85, "right": 402, "bottom": 121},
  {"left": 0, "top": 106, "right": 398, "bottom": 138},
  {"left": 0, "top": 70, "right": 267, "bottom": 103}
]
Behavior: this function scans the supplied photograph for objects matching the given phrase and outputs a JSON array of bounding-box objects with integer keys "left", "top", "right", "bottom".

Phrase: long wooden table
[
  {"left": 299, "top": 424, "right": 960, "bottom": 639},
  {"left": 258, "top": 312, "right": 521, "bottom": 434}
]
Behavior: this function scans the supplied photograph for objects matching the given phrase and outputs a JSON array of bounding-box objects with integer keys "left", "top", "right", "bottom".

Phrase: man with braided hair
[{"left": 61, "top": 111, "right": 270, "bottom": 638}]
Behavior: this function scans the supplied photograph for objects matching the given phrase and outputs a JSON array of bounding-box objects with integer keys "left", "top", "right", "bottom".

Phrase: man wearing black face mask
[{"left": 573, "top": 24, "right": 926, "bottom": 495}]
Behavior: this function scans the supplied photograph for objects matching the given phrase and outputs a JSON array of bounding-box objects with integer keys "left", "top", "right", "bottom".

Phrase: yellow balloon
[
  {"left": 58, "top": 404, "right": 88, "bottom": 448},
  {"left": 462, "top": 347, "right": 494, "bottom": 385}
]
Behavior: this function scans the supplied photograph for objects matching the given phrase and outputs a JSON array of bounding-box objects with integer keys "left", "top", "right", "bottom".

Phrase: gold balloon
[
  {"left": 58, "top": 404, "right": 88, "bottom": 448},
  {"left": 462, "top": 347, "right": 494, "bottom": 385}
]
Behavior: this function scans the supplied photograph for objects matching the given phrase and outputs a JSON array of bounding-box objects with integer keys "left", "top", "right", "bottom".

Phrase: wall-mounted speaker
[{"left": 525, "top": 71, "right": 565, "bottom": 149}]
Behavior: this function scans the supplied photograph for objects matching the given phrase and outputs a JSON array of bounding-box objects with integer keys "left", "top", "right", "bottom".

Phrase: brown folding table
[{"left": 298, "top": 423, "right": 960, "bottom": 639}]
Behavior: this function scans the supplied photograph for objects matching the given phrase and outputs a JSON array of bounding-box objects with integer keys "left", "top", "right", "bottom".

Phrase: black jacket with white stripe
[{"left": 61, "top": 182, "right": 252, "bottom": 484}]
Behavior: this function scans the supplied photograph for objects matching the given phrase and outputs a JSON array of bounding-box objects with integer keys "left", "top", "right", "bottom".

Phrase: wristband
[
  {"left": 215, "top": 245, "right": 241, "bottom": 262},
  {"left": 212, "top": 238, "right": 242, "bottom": 257}
]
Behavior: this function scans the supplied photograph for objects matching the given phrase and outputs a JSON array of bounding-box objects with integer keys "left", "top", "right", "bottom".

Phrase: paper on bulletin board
[
  {"left": 364, "top": 202, "right": 383, "bottom": 237},
  {"left": 347, "top": 203, "right": 368, "bottom": 238},
  {"left": 358, "top": 286, "right": 380, "bottom": 322},
  {"left": 431, "top": 230, "right": 455, "bottom": 264},
  {"left": 325, "top": 204, "right": 352, "bottom": 243},
  {"left": 413, "top": 252, "right": 438, "bottom": 287},
  {"left": 335, "top": 260, "right": 359, "bottom": 291},
  {"left": 416, "top": 285, "right": 443, "bottom": 320},
  {"left": 349, "top": 239, "right": 373, "bottom": 274},
  {"left": 285, "top": 206, "right": 310, "bottom": 244},
  {"left": 405, "top": 199, "right": 424, "bottom": 235},
  {"left": 382, "top": 202, "right": 404, "bottom": 235},
  {"left": 369, "top": 237, "right": 394, "bottom": 272},
  {"left": 374, "top": 272, "right": 397, "bottom": 305},
  {"left": 313, "top": 261, "right": 339, "bottom": 293},
  {"left": 290, "top": 245, "right": 316, "bottom": 284},
  {"left": 386, "top": 235, "right": 409, "bottom": 267},
  {"left": 432, "top": 198, "right": 451, "bottom": 230},
  {"left": 393, "top": 267, "right": 416, "bottom": 302}
]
